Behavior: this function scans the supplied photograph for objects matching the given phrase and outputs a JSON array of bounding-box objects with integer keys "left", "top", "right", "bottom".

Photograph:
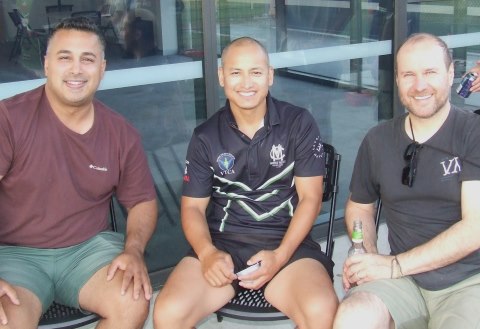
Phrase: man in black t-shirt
[
  {"left": 154, "top": 37, "right": 338, "bottom": 329},
  {"left": 334, "top": 33, "right": 480, "bottom": 329}
]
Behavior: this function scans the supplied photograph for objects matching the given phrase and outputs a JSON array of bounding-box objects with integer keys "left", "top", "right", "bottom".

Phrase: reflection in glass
[
  {"left": 2, "top": 0, "right": 480, "bottom": 275},
  {"left": 407, "top": 1, "right": 480, "bottom": 111},
  {"left": 214, "top": 1, "right": 394, "bottom": 222},
  {"left": 0, "top": 0, "right": 206, "bottom": 276}
]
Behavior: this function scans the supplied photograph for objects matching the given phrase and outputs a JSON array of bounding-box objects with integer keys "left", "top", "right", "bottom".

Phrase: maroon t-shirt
[{"left": 0, "top": 86, "right": 156, "bottom": 248}]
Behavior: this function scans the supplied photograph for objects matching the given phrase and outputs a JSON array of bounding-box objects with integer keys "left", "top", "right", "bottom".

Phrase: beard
[{"left": 400, "top": 90, "right": 450, "bottom": 119}]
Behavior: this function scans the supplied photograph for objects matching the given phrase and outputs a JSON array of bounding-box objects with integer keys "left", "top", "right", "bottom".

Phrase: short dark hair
[
  {"left": 48, "top": 16, "right": 106, "bottom": 52},
  {"left": 395, "top": 33, "right": 452, "bottom": 74},
  {"left": 221, "top": 36, "right": 270, "bottom": 66}
]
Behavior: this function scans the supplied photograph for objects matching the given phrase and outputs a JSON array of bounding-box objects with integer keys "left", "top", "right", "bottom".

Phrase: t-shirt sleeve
[
  {"left": 0, "top": 103, "right": 14, "bottom": 177},
  {"left": 182, "top": 131, "right": 213, "bottom": 198},
  {"left": 459, "top": 116, "right": 480, "bottom": 182},
  {"left": 349, "top": 133, "right": 380, "bottom": 204},
  {"left": 115, "top": 130, "right": 156, "bottom": 209},
  {"left": 293, "top": 111, "right": 325, "bottom": 177}
]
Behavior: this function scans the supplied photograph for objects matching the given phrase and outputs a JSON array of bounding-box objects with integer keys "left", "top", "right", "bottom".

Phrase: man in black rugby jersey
[{"left": 154, "top": 37, "right": 338, "bottom": 329}]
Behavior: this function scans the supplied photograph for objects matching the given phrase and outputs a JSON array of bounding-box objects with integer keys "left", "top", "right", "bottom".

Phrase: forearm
[
  {"left": 275, "top": 196, "right": 320, "bottom": 263},
  {"left": 398, "top": 181, "right": 480, "bottom": 276},
  {"left": 345, "top": 198, "right": 378, "bottom": 253},
  {"left": 124, "top": 199, "right": 158, "bottom": 254},
  {"left": 397, "top": 219, "right": 480, "bottom": 276},
  {"left": 181, "top": 204, "right": 216, "bottom": 260}
]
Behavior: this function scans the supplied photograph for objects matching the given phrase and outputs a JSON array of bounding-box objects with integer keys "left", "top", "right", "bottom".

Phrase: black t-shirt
[
  {"left": 183, "top": 94, "right": 325, "bottom": 236},
  {"left": 350, "top": 106, "right": 480, "bottom": 290}
]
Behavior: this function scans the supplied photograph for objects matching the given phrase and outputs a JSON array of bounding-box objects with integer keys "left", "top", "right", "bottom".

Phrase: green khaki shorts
[
  {"left": 348, "top": 272, "right": 480, "bottom": 329},
  {"left": 0, "top": 231, "right": 124, "bottom": 312}
]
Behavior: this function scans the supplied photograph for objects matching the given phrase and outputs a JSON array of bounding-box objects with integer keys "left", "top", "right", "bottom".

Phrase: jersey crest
[
  {"left": 217, "top": 153, "right": 235, "bottom": 175},
  {"left": 270, "top": 144, "right": 286, "bottom": 168}
]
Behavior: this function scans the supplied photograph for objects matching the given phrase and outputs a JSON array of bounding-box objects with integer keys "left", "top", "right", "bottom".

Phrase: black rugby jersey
[{"left": 183, "top": 94, "right": 325, "bottom": 235}]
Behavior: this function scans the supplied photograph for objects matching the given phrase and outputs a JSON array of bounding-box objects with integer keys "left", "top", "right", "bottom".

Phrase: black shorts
[{"left": 186, "top": 232, "right": 334, "bottom": 293}]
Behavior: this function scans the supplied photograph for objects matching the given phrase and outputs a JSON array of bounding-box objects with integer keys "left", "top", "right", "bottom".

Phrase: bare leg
[
  {"left": 333, "top": 291, "right": 394, "bottom": 329},
  {"left": 265, "top": 258, "right": 338, "bottom": 329},
  {"left": 153, "top": 257, "right": 235, "bottom": 329},
  {"left": 79, "top": 265, "right": 150, "bottom": 329},
  {"left": 0, "top": 286, "right": 42, "bottom": 329}
]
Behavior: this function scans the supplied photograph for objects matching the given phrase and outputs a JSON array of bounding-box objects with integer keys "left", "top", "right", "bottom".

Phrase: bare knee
[
  {"left": 153, "top": 291, "right": 193, "bottom": 329},
  {"left": 333, "top": 291, "right": 392, "bottom": 329},
  {"left": 153, "top": 293, "right": 175, "bottom": 328},
  {"left": 0, "top": 309, "right": 40, "bottom": 329},
  {"left": 122, "top": 296, "right": 150, "bottom": 324},
  {"left": 0, "top": 288, "right": 42, "bottom": 329},
  {"left": 0, "top": 318, "right": 37, "bottom": 329},
  {"left": 104, "top": 295, "right": 150, "bottom": 328},
  {"left": 292, "top": 292, "right": 339, "bottom": 329}
]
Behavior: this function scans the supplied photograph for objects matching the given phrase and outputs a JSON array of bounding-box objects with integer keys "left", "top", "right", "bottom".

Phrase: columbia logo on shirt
[{"left": 89, "top": 164, "right": 108, "bottom": 172}]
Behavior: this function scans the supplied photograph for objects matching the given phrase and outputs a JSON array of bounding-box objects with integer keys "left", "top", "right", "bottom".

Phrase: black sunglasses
[{"left": 402, "top": 142, "right": 422, "bottom": 187}]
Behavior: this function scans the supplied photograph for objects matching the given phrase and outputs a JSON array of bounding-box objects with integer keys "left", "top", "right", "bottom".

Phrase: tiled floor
[{"left": 79, "top": 224, "right": 390, "bottom": 329}]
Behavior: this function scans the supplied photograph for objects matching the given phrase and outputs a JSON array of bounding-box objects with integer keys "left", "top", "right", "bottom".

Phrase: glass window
[
  {"left": 2, "top": 0, "right": 479, "bottom": 280},
  {"left": 0, "top": 0, "right": 206, "bottom": 277},
  {"left": 216, "top": 0, "right": 394, "bottom": 223},
  {"left": 406, "top": 1, "right": 480, "bottom": 111}
]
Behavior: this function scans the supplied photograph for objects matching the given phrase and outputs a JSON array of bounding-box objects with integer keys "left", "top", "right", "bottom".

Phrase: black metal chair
[
  {"left": 71, "top": 11, "right": 101, "bottom": 26},
  {"left": 98, "top": 4, "right": 119, "bottom": 44},
  {"left": 215, "top": 142, "right": 341, "bottom": 322},
  {"left": 39, "top": 303, "right": 98, "bottom": 329},
  {"left": 8, "top": 9, "right": 47, "bottom": 63},
  {"left": 45, "top": 4, "right": 74, "bottom": 32},
  {"left": 38, "top": 200, "right": 117, "bottom": 329},
  {"left": 374, "top": 199, "right": 383, "bottom": 233}
]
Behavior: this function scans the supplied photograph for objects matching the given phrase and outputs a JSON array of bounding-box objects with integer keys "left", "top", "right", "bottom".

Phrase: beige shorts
[{"left": 348, "top": 272, "right": 480, "bottom": 329}]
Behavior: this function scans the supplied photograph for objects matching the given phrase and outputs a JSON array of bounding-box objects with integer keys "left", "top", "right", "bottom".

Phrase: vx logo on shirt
[
  {"left": 440, "top": 157, "right": 461, "bottom": 176},
  {"left": 217, "top": 153, "right": 235, "bottom": 175}
]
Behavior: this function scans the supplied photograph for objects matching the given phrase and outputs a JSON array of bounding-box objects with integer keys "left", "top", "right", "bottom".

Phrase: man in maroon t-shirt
[{"left": 0, "top": 17, "right": 157, "bottom": 328}]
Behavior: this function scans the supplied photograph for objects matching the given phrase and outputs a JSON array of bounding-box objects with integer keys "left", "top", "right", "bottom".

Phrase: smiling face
[
  {"left": 44, "top": 29, "right": 106, "bottom": 110},
  {"left": 395, "top": 37, "right": 454, "bottom": 119},
  {"left": 218, "top": 39, "right": 273, "bottom": 115}
]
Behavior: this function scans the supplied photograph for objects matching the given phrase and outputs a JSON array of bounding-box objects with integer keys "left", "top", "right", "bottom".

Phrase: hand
[
  {"left": 467, "top": 60, "right": 480, "bottom": 93},
  {"left": 342, "top": 253, "right": 394, "bottom": 290},
  {"left": 237, "top": 250, "right": 285, "bottom": 290},
  {"left": 0, "top": 279, "right": 20, "bottom": 325},
  {"left": 106, "top": 250, "right": 152, "bottom": 301},
  {"left": 199, "top": 248, "right": 236, "bottom": 288}
]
